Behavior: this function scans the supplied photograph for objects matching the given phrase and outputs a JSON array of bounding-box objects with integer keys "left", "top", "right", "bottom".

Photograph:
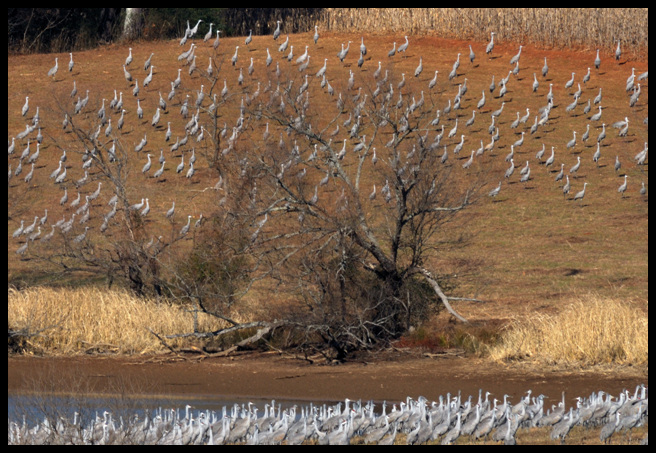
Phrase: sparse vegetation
[
  {"left": 488, "top": 294, "right": 648, "bottom": 366},
  {"left": 7, "top": 286, "right": 231, "bottom": 355}
]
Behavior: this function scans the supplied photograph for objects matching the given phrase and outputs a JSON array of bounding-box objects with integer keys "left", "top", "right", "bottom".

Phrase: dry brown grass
[
  {"left": 7, "top": 286, "right": 236, "bottom": 355},
  {"left": 324, "top": 8, "right": 649, "bottom": 58},
  {"left": 488, "top": 294, "right": 648, "bottom": 366}
]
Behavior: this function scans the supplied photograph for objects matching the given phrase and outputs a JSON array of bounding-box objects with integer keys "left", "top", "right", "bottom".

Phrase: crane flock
[
  {"left": 7, "top": 21, "right": 649, "bottom": 296},
  {"left": 8, "top": 385, "right": 647, "bottom": 445}
]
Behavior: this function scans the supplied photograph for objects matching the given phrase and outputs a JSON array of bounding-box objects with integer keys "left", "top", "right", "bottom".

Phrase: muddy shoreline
[{"left": 7, "top": 353, "right": 647, "bottom": 407}]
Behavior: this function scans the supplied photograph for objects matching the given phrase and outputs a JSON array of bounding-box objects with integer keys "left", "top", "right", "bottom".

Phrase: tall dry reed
[
  {"left": 488, "top": 294, "right": 648, "bottom": 366},
  {"left": 8, "top": 287, "right": 231, "bottom": 355},
  {"left": 323, "top": 8, "right": 648, "bottom": 58}
]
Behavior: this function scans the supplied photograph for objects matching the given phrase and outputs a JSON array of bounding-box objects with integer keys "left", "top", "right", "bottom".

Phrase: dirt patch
[{"left": 8, "top": 353, "right": 647, "bottom": 407}]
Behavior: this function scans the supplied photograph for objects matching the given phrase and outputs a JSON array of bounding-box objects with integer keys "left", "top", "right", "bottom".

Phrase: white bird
[
  {"left": 486, "top": 32, "right": 495, "bottom": 54},
  {"left": 47, "top": 57, "right": 59, "bottom": 78},
  {"left": 140, "top": 198, "right": 150, "bottom": 217},
  {"left": 21, "top": 96, "right": 29, "bottom": 116},
  {"left": 142, "top": 153, "right": 152, "bottom": 174},
  {"left": 569, "top": 156, "right": 581, "bottom": 175},
  {"left": 397, "top": 35, "right": 409, "bottom": 53},
  {"left": 505, "top": 159, "right": 515, "bottom": 179},
  {"left": 489, "top": 181, "right": 502, "bottom": 197},
  {"left": 573, "top": 182, "right": 588, "bottom": 203},
  {"left": 617, "top": 175, "right": 628, "bottom": 197}
]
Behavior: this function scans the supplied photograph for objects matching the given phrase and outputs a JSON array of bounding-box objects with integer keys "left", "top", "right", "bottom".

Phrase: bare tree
[{"left": 210, "top": 64, "right": 484, "bottom": 358}]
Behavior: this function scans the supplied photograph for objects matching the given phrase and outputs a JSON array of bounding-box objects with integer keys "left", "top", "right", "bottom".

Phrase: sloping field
[{"left": 8, "top": 29, "right": 648, "bottom": 326}]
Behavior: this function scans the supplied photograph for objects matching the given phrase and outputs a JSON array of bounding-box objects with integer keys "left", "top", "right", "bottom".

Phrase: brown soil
[{"left": 8, "top": 352, "right": 647, "bottom": 407}]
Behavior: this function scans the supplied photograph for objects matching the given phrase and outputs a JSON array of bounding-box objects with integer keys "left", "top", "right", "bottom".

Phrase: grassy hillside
[{"left": 8, "top": 30, "right": 648, "bottom": 335}]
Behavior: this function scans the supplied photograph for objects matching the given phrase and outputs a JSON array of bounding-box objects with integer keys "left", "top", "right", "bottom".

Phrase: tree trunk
[
  {"left": 122, "top": 8, "right": 143, "bottom": 40},
  {"left": 408, "top": 267, "right": 469, "bottom": 323}
]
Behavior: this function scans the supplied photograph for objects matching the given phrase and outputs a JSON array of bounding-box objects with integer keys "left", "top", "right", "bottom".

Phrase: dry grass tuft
[
  {"left": 8, "top": 287, "right": 231, "bottom": 355},
  {"left": 488, "top": 294, "right": 648, "bottom": 366}
]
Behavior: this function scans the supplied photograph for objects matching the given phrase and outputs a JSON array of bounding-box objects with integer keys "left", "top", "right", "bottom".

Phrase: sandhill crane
[
  {"left": 573, "top": 182, "right": 588, "bottom": 203},
  {"left": 180, "top": 215, "right": 192, "bottom": 236},
  {"left": 129, "top": 198, "right": 144, "bottom": 212},
  {"left": 563, "top": 175, "right": 571, "bottom": 197},
  {"left": 21, "top": 96, "right": 29, "bottom": 116},
  {"left": 123, "top": 64, "right": 132, "bottom": 82},
  {"left": 565, "top": 72, "right": 575, "bottom": 89},
  {"left": 489, "top": 181, "right": 502, "bottom": 198},
  {"left": 388, "top": 42, "right": 396, "bottom": 58},
  {"left": 189, "top": 19, "right": 202, "bottom": 37},
  {"left": 618, "top": 119, "right": 629, "bottom": 137},
  {"left": 600, "top": 412, "right": 620, "bottom": 444},
  {"left": 615, "top": 40, "right": 621, "bottom": 61},
  {"left": 618, "top": 175, "right": 628, "bottom": 197},
  {"left": 486, "top": 32, "right": 495, "bottom": 54},
  {"left": 590, "top": 105, "right": 602, "bottom": 121},
  {"left": 203, "top": 22, "right": 214, "bottom": 42},
  {"left": 72, "top": 226, "right": 89, "bottom": 244},
  {"left": 153, "top": 160, "right": 165, "bottom": 178},
  {"left": 582, "top": 67, "right": 591, "bottom": 83},
  {"left": 597, "top": 123, "right": 607, "bottom": 143},
  {"left": 142, "top": 153, "right": 152, "bottom": 174},
  {"left": 544, "top": 147, "right": 555, "bottom": 167},
  {"left": 532, "top": 73, "right": 539, "bottom": 92},
  {"left": 569, "top": 156, "right": 581, "bottom": 175},
  {"left": 143, "top": 65, "right": 154, "bottom": 87},
  {"left": 441, "top": 413, "right": 462, "bottom": 445},
  {"left": 397, "top": 35, "right": 409, "bottom": 53},
  {"left": 12, "top": 220, "right": 25, "bottom": 238},
  {"left": 509, "top": 45, "right": 522, "bottom": 65},
  {"left": 505, "top": 159, "right": 515, "bottom": 179},
  {"left": 414, "top": 57, "right": 423, "bottom": 77},
  {"left": 273, "top": 20, "right": 282, "bottom": 40},
  {"left": 140, "top": 198, "right": 150, "bottom": 217},
  {"left": 566, "top": 131, "right": 577, "bottom": 150},
  {"left": 594, "top": 49, "right": 601, "bottom": 70},
  {"left": 231, "top": 46, "right": 239, "bottom": 66},
  {"left": 462, "top": 151, "right": 475, "bottom": 169},
  {"left": 47, "top": 57, "right": 59, "bottom": 78},
  {"left": 592, "top": 143, "right": 601, "bottom": 165},
  {"left": 542, "top": 57, "right": 549, "bottom": 77},
  {"left": 491, "top": 101, "right": 505, "bottom": 118}
]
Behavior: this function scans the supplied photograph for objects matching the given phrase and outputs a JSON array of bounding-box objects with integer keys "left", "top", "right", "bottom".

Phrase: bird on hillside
[
  {"left": 47, "top": 57, "right": 59, "bottom": 78},
  {"left": 21, "top": 96, "right": 29, "bottom": 116},
  {"left": 388, "top": 42, "right": 396, "bottom": 58},
  {"left": 573, "top": 182, "right": 588, "bottom": 203},
  {"left": 486, "top": 32, "right": 495, "bottom": 54},
  {"left": 505, "top": 159, "right": 515, "bottom": 179},
  {"left": 618, "top": 175, "right": 628, "bottom": 197},
  {"left": 509, "top": 45, "right": 522, "bottom": 65},
  {"left": 489, "top": 181, "right": 502, "bottom": 198},
  {"left": 180, "top": 215, "right": 192, "bottom": 236},
  {"left": 273, "top": 20, "right": 282, "bottom": 40},
  {"left": 231, "top": 46, "right": 239, "bottom": 66},
  {"left": 398, "top": 35, "right": 409, "bottom": 53},
  {"left": 562, "top": 175, "right": 571, "bottom": 197}
]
